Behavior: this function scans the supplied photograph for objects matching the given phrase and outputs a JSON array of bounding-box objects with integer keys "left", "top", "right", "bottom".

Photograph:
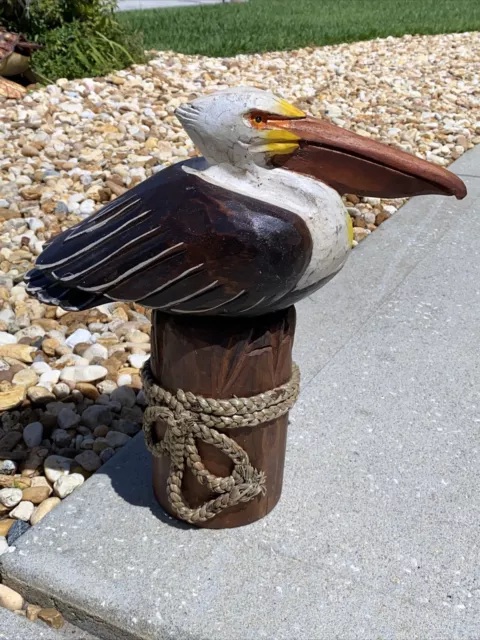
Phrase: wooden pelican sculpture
[
  {"left": 26, "top": 87, "right": 467, "bottom": 529},
  {"left": 25, "top": 86, "right": 466, "bottom": 316}
]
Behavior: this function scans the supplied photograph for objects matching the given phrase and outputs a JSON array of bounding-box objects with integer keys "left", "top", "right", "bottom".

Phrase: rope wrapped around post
[{"left": 141, "top": 360, "right": 301, "bottom": 524}]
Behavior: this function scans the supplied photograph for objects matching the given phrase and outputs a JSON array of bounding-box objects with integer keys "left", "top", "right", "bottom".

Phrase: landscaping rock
[
  {"left": 112, "top": 418, "right": 140, "bottom": 436},
  {"left": 6, "top": 519, "right": 30, "bottom": 545},
  {"left": 60, "top": 365, "right": 108, "bottom": 383},
  {"left": 99, "top": 447, "right": 115, "bottom": 464},
  {"left": 43, "top": 455, "right": 71, "bottom": 483},
  {"left": 65, "top": 329, "right": 92, "bottom": 348},
  {"left": 11, "top": 368, "right": 38, "bottom": 388},
  {"left": 111, "top": 385, "right": 136, "bottom": 408},
  {"left": 106, "top": 431, "right": 131, "bottom": 448},
  {"left": 0, "top": 519, "right": 14, "bottom": 537},
  {"left": 38, "top": 607, "right": 65, "bottom": 630},
  {"left": 75, "top": 382, "right": 100, "bottom": 400},
  {"left": 22, "top": 486, "right": 51, "bottom": 504},
  {"left": 93, "top": 425, "right": 109, "bottom": 438},
  {"left": 0, "top": 344, "right": 34, "bottom": 363},
  {"left": 81, "top": 404, "right": 113, "bottom": 428},
  {"left": 0, "top": 536, "right": 8, "bottom": 556},
  {"left": 57, "top": 407, "right": 81, "bottom": 430},
  {"left": 0, "top": 384, "right": 24, "bottom": 410},
  {"left": 0, "top": 585, "right": 23, "bottom": 611},
  {"left": 27, "top": 386, "right": 56, "bottom": 405},
  {"left": 26, "top": 604, "right": 42, "bottom": 621},
  {"left": 51, "top": 428, "right": 72, "bottom": 448},
  {"left": 53, "top": 473, "right": 84, "bottom": 499},
  {"left": 0, "top": 488, "right": 22, "bottom": 508},
  {"left": 74, "top": 450, "right": 101, "bottom": 472},
  {"left": 30, "top": 497, "right": 61, "bottom": 525},
  {"left": 0, "top": 332, "right": 16, "bottom": 345},
  {"left": 82, "top": 343, "right": 108, "bottom": 361},
  {"left": 0, "top": 432, "right": 22, "bottom": 451},
  {"left": 10, "top": 500, "right": 35, "bottom": 522},
  {"left": 97, "top": 380, "right": 117, "bottom": 395},
  {"left": 0, "top": 460, "right": 16, "bottom": 476},
  {"left": 52, "top": 382, "right": 71, "bottom": 399},
  {"left": 22, "top": 422, "right": 44, "bottom": 448},
  {"left": 128, "top": 353, "right": 149, "bottom": 369}
]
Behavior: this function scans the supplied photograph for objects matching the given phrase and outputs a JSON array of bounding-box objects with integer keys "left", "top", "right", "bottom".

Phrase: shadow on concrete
[{"left": 97, "top": 433, "right": 194, "bottom": 531}]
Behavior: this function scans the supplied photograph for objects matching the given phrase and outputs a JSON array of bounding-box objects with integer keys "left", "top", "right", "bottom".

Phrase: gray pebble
[
  {"left": 75, "top": 450, "right": 101, "bottom": 472},
  {"left": 42, "top": 170, "right": 61, "bottom": 180},
  {"left": 55, "top": 201, "right": 69, "bottom": 214},
  {"left": 46, "top": 401, "right": 76, "bottom": 417},
  {"left": 80, "top": 437, "right": 95, "bottom": 450},
  {"left": 77, "top": 426, "right": 92, "bottom": 436},
  {"left": 112, "top": 419, "right": 140, "bottom": 436},
  {"left": 7, "top": 520, "right": 30, "bottom": 545},
  {"left": 52, "top": 429, "right": 72, "bottom": 448},
  {"left": 82, "top": 405, "right": 113, "bottom": 428},
  {"left": 120, "top": 405, "right": 144, "bottom": 424},
  {"left": 0, "top": 460, "right": 16, "bottom": 475},
  {"left": 106, "top": 431, "right": 131, "bottom": 448},
  {"left": 111, "top": 385, "right": 136, "bottom": 408},
  {"left": 100, "top": 448, "right": 116, "bottom": 464},
  {"left": 23, "top": 422, "right": 44, "bottom": 448},
  {"left": 57, "top": 407, "right": 81, "bottom": 430}
]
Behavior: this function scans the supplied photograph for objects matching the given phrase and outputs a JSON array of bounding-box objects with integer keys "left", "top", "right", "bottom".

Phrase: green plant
[
  {"left": 33, "top": 21, "right": 143, "bottom": 81},
  {"left": 0, "top": 0, "right": 30, "bottom": 26},
  {"left": 0, "top": 0, "right": 145, "bottom": 81},
  {"left": 16, "top": 0, "right": 119, "bottom": 34}
]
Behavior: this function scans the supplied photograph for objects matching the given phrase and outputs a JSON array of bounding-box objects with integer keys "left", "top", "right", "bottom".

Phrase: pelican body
[{"left": 26, "top": 87, "right": 466, "bottom": 317}]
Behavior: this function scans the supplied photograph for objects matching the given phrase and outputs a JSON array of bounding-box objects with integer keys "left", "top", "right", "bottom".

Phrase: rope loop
[{"left": 141, "top": 359, "right": 300, "bottom": 524}]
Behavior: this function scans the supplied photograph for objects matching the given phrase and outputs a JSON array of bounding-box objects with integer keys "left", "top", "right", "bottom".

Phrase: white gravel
[{"left": 0, "top": 31, "right": 478, "bottom": 543}]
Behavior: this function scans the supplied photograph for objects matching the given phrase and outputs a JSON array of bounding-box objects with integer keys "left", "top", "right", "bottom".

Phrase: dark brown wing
[{"left": 26, "top": 158, "right": 312, "bottom": 316}]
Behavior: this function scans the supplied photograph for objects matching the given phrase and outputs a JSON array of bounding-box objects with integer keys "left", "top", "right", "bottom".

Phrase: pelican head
[
  {"left": 176, "top": 86, "right": 466, "bottom": 200},
  {"left": 175, "top": 86, "right": 305, "bottom": 170}
]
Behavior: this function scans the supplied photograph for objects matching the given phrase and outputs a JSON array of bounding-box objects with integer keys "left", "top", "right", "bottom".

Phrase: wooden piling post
[{"left": 148, "top": 306, "right": 296, "bottom": 529}]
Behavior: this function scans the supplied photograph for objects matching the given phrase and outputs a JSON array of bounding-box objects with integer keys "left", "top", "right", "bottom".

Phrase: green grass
[{"left": 118, "top": 0, "right": 480, "bottom": 57}]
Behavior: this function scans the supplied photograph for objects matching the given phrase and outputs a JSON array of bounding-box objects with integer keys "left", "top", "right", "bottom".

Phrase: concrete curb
[
  {"left": 1, "top": 147, "right": 479, "bottom": 640},
  {"left": 0, "top": 606, "right": 99, "bottom": 640}
]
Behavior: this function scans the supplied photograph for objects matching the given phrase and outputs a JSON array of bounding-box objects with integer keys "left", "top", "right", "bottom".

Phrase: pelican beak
[{"left": 269, "top": 116, "right": 467, "bottom": 200}]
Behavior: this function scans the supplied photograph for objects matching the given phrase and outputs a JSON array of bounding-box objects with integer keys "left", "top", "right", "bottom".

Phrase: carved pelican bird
[{"left": 25, "top": 87, "right": 466, "bottom": 316}]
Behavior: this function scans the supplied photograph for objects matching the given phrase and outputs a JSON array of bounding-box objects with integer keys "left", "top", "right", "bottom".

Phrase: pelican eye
[{"left": 249, "top": 111, "right": 269, "bottom": 128}]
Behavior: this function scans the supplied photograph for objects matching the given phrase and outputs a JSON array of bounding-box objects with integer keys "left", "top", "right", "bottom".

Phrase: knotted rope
[{"left": 141, "top": 360, "right": 300, "bottom": 524}]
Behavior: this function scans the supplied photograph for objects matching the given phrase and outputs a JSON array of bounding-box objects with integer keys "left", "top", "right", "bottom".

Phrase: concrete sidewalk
[
  {"left": 0, "top": 148, "right": 479, "bottom": 640},
  {"left": 0, "top": 609, "right": 59, "bottom": 640},
  {"left": 0, "top": 607, "right": 99, "bottom": 640},
  {"left": 117, "top": 0, "right": 240, "bottom": 11}
]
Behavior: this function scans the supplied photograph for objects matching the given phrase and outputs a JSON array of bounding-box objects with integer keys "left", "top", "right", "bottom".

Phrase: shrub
[
  {"left": 0, "top": 1, "right": 30, "bottom": 26},
  {"left": 0, "top": 0, "right": 145, "bottom": 81}
]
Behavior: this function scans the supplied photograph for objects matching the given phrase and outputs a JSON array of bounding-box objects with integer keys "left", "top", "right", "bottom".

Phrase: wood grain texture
[
  {"left": 150, "top": 306, "right": 296, "bottom": 528},
  {"left": 273, "top": 116, "right": 467, "bottom": 199}
]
